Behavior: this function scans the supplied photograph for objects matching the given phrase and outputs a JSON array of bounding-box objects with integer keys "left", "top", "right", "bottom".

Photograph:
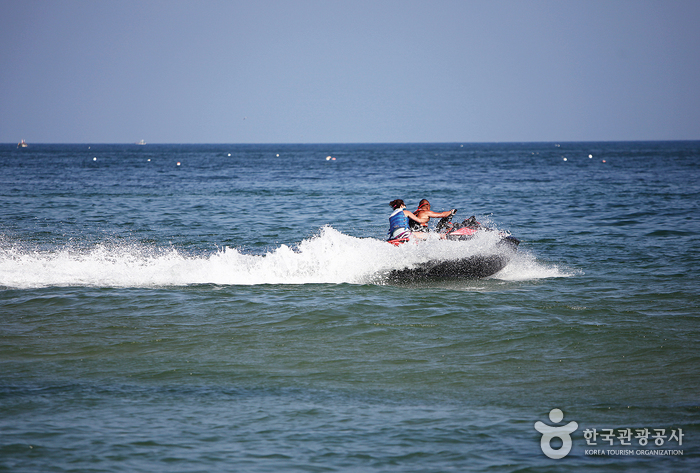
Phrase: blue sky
[{"left": 2, "top": 0, "right": 699, "bottom": 143}]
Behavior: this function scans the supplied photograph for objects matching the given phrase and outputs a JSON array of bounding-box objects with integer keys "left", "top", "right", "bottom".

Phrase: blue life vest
[{"left": 388, "top": 208, "right": 410, "bottom": 238}]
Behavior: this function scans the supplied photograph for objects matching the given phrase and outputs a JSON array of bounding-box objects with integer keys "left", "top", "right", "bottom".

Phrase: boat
[
  {"left": 386, "top": 212, "right": 520, "bottom": 281},
  {"left": 136, "top": 140, "right": 146, "bottom": 145},
  {"left": 17, "top": 139, "right": 28, "bottom": 148}
]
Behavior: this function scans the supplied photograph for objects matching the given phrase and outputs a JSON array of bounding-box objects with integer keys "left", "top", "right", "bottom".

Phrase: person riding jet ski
[
  {"left": 388, "top": 199, "right": 424, "bottom": 241},
  {"left": 410, "top": 199, "right": 457, "bottom": 231}
]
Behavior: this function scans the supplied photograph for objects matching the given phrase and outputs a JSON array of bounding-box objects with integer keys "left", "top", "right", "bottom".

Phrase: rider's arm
[
  {"left": 404, "top": 210, "right": 426, "bottom": 225},
  {"left": 425, "top": 209, "right": 456, "bottom": 218}
]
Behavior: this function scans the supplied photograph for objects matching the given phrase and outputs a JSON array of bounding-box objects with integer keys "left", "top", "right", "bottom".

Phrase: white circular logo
[{"left": 534, "top": 409, "right": 579, "bottom": 459}]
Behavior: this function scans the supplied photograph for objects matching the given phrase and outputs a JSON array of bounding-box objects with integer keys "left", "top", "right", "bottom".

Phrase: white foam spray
[{"left": 0, "top": 227, "right": 573, "bottom": 289}]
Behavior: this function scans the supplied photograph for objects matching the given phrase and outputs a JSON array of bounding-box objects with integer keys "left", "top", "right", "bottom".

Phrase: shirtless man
[{"left": 410, "top": 199, "right": 456, "bottom": 230}]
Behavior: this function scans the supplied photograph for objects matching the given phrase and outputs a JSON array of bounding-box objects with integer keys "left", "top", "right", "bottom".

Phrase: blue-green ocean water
[{"left": 1, "top": 142, "right": 699, "bottom": 472}]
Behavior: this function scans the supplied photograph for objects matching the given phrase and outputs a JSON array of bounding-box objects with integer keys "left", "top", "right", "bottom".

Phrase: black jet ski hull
[{"left": 386, "top": 236, "right": 519, "bottom": 282}]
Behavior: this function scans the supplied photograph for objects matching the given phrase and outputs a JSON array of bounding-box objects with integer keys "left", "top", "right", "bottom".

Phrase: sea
[{"left": 1, "top": 142, "right": 698, "bottom": 472}]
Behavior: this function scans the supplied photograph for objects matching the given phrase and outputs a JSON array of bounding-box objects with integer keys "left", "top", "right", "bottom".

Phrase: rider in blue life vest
[{"left": 388, "top": 199, "right": 424, "bottom": 240}]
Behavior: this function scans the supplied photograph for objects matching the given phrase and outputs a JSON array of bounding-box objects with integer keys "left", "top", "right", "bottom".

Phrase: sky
[{"left": 1, "top": 0, "right": 699, "bottom": 144}]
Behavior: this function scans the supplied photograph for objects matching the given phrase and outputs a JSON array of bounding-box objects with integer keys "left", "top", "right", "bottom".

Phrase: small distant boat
[
  {"left": 17, "top": 139, "right": 28, "bottom": 148},
  {"left": 136, "top": 140, "right": 146, "bottom": 145}
]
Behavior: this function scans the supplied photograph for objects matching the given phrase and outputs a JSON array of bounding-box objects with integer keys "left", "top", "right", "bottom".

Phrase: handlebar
[{"left": 435, "top": 209, "right": 458, "bottom": 232}]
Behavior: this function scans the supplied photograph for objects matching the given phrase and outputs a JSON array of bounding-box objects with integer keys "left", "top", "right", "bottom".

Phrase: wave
[{"left": 0, "top": 227, "right": 573, "bottom": 289}]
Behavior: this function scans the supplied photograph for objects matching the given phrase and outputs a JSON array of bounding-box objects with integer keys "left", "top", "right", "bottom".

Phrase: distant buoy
[
  {"left": 147, "top": 158, "right": 151, "bottom": 162},
  {"left": 276, "top": 154, "right": 279, "bottom": 157},
  {"left": 563, "top": 157, "right": 567, "bottom": 161},
  {"left": 177, "top": 162, "right": 181, "bottom": 166},
  {"left": 93, "top": 157, "right": 97, "bottom": 161},
  {"left": 332, "top": 157, "right": 336, "bottom": 161},
  {"left": 228, "top": 153, "right": 231, "bottom": 157},
  {"left": 326, "top": 156, "right": 332, "bottom": 161},
  {"left": 602, "top": 160, "right": 606, "bottom": 163},
  {"left": 589, "top": 154, "right": 593, "bottom": 158}
]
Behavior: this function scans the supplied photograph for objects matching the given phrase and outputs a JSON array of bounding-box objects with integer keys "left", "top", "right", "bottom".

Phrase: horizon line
[{"left": 5, "top": 139, "right": 700, "bottom": 146}]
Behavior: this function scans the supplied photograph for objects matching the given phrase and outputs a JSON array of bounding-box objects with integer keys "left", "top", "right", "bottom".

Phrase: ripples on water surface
[{"left": 1, "top": 142, "right": 699, "bottom": 471}]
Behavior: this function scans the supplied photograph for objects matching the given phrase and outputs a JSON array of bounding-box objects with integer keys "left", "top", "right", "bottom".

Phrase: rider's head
[
  {"left": 390, "top": 199, "right": 405, "bottom": 210},
  {"left": 417, "top": 199, "right": 430, "bottom": 210}
]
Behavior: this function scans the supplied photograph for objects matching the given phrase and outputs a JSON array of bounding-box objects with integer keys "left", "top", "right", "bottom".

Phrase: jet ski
[{"left": 386, "top": 212, "right": 520, "bottom": 281}]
